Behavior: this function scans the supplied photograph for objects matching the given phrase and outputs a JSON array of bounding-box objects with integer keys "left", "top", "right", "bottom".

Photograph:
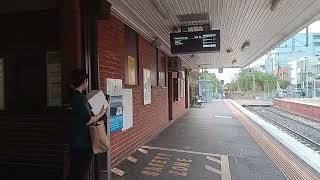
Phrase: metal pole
[
  {"left": 306, "top": 77, "right": 309, "bottom": 98},
  {"left": 252, "top": 71, "right": 255, "bottom": 95},
  {"left": 314, "top": 79, "right": 316, "bottom": 98},
  {"left": 305, "top": 58, "right": 308, "bottom": 98}
]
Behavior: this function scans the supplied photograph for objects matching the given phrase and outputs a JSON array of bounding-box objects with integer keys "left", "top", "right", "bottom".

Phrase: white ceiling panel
[{"left": 108, "top": 0, "right": 320, "bottom": 69}]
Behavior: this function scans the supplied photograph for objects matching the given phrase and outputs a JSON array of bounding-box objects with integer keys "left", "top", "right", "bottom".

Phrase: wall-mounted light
[
  {"left": 232, "top": 59, "right": 237, "bottom": 65},
  {"left": 270, "top": 0, "right": 280, "bottom": 11},
  {"left": 241, "top": 41, "right": 251, "bottom": 52},
  {"left": 226, "top": 48, "right": 233, "bottom": 53}
]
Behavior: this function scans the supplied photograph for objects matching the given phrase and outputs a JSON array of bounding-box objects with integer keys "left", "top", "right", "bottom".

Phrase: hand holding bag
[{"left": 89, "top": 120, "right": 109, "bottom": 154}]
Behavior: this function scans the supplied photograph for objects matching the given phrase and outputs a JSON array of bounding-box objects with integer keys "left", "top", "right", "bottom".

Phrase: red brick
[{"left": 97, "top": 15, "right": 170, "bottom": 167}]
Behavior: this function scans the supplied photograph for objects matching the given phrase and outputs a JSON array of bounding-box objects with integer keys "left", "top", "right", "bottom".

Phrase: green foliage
[
  {"left": 278, "top": 80, "right": 290, "bottom": 89},
  {"left": 231, "top": 69, "right": 277, "bottom": 92},
  {"left": 199, "top": 69, "right": 221, "bottom": 92},
  {"left": 189, "top": 70, "right": 201, "bottom": 87}
]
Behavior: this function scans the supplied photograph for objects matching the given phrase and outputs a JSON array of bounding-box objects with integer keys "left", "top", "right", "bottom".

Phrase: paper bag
[{"left": 89, "top": 121, "right": 109, "bottom": 154}]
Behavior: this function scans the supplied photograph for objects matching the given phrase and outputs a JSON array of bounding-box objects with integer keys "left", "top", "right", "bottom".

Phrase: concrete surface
[
  {"left": 235, "top": 99, "right": 273, "bottom": 106},
  {"left": 112, "top": 100, "right": 284, "bottom": 180},
  {"left": 277, "top": 98, "right": 320, "bottom": 107}
]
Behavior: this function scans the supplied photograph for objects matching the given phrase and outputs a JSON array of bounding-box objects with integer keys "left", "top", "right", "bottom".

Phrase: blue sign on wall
[
  {"left": 110, "top": 96, "right": 123, "bottom": 133},
  {"left": 110, "top": 114, "right": 123, "bottom": 132}
]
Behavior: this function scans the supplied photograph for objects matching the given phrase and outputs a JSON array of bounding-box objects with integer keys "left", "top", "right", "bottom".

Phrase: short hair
[{"left": 70, "top": 69, "right": 88, "bottom": 88}]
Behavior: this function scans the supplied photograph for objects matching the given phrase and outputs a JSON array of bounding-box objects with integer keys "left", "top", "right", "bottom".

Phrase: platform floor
[
  {"left": 112, "top": 100, "right": 289, "bottom": 180},
  {"left": 279, "top": 98, "right": 320, "bottom": 107},
  {"left": 235, "top": 99, "right": 273, "bottom": 106}
]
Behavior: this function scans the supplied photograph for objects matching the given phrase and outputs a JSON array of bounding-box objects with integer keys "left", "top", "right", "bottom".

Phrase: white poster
[
  {"left": 87, "top": 90, "right": 109, "bottom": 116},
  {"left": 143, "top": 68, "right": 152, "bottom": 105},
  {"left": 47, "top": 51, "right": 62, "bottom": 106},
  {"left": 120, "top": 89, "right": 133, "bottom": 131},
  {"left": 0, "top": 58, "right": 4, "bottom": 110},
  {"left": 106, "top": 78, "right": 122, "bottom": 96},
  {"left": 181, "top": 79, "right": 184, "bottom": 98}
]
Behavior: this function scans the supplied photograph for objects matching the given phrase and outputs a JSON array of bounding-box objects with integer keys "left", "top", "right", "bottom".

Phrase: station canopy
[{"left": 108, "top": 0, "right": 320, "bottom": 69}]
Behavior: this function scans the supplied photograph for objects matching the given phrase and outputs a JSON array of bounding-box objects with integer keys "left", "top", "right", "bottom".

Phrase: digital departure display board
[{"left": 170, "top": 30, "right": 220, "bottom": 54}]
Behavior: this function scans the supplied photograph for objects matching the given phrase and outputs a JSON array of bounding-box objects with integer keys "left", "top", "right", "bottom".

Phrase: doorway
[{"left": 168, "top": 72, "right": 173, "bottom": 121}]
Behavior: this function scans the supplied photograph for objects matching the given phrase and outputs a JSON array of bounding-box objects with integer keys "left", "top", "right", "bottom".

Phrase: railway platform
[
  {"left": 112, "top": 100, "right": 320, "bottom": 180},
  {"left": 274, "top": 98, "right": 320, "bottom": 121}
]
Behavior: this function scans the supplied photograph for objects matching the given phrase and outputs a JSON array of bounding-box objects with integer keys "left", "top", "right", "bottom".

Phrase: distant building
[
  {"left": 264, "top": 30, "right": 320, "bottom": 97},
  {"left": 265, "top": 32, "right": 320, "bottom": 73},
  {"left": 254, "top": 64, "right": 266, "bottom": 72},
  {"left": 274, "top": 66, "right": 290, "bottom": 81}
]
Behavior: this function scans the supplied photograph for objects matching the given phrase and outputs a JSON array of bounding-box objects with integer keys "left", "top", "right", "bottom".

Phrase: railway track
[
  {"left": 245, "top": 105, "right": 320, "bottom": 153},
  {"left": 262, "top": 106, "right": 320, "bottom": 131}
]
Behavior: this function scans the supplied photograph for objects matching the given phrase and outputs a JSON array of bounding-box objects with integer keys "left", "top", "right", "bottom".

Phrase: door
[{"left": 168, "top": 72, "right": 173, "bottom": 121}]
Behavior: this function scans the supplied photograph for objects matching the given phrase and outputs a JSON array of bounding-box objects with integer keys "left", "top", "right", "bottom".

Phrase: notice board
[{"left": 46, "top": 51, "right": 62, "bottom": 106}]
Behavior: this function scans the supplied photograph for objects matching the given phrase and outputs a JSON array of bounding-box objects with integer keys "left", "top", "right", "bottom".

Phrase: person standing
[{"left": 65, "top": 69, "right": 106, "bottom": 180}]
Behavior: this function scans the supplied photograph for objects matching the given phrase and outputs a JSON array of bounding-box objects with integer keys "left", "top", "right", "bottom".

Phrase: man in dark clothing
[{"left": 65, "top": 69, "right": 106, "bottom": 180}]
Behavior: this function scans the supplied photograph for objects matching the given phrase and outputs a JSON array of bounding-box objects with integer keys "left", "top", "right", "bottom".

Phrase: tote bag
[{"left": 89, "top": 121, "right": 109, "bottom": 154}]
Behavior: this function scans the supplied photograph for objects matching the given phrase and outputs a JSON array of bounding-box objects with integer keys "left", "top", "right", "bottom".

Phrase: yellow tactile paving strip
[{"left": 226, "top": 100, "right": 320, "bottom": 180}]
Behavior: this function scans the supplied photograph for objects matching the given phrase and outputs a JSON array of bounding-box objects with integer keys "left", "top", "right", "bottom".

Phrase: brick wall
[
  {"left": 97, "top": 16, "right": 169, "bottom": 167},
  {"left": 172, "top": 97, "right": 186, "bottom": 120},
  {"left": 273, "top": 99, "right": 320, "bottom": 121}
]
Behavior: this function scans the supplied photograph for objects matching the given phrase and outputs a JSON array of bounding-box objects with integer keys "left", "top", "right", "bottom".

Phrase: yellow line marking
[
  {"left": 142, "top": 146, "right": 221, "bottom": 157},
  {"left": 226, "top": 99, "right": 319, "bottom": 180},
  {"left": 206, "top": 156, "right": 221, "bottom": 163},
  {"left": 127, "top": 156, "right": 138, "bottom": 163},
  {"left": 138, "top": 148, "right": 149, "bottom": 154},
  {"left": 111, "top": 168, "right": 125, "bottom": 176},
  {"left": 205, "top": 165, "right": 221, "bottom": 174},
  {"left": 221, "top": 155, "right": 232, "bottom": 180}
]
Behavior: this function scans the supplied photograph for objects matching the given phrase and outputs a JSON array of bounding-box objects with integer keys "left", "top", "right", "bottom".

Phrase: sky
[{"left": 207, "top": 20, "right": 320, "bottom": 84}]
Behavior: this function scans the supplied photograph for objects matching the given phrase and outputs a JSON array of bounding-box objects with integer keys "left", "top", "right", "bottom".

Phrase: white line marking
[
  {"left": 221, "top": 155, "right": 231, "bottom": 180},
  {"left": 215, "top": 115, "right": 233, "bottom": 119},
  {"left": 205, "top": 165, "right": 221, "bottom": 174},
  {"left": 142, "top": 146, "right": 221, "bottom": 157},
  {"left": 127, "top": 156, "right": 138, "bottom": 163},
  {"left": 138, "top": 148, "right": 148, "bottom": 154},
  {"left": 111, "top": 168, "right": 125, "bottom": 176},
  {"left": 206, "top": 156, "right": 221, "bottom": 163},
  {"left": 229, "top": 99, "right": 320, "bottom": 173}
]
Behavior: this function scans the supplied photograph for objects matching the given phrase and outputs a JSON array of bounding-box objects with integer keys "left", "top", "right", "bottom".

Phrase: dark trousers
[{"left": 68, "top": 151, "right": 93, "bottom": 180}]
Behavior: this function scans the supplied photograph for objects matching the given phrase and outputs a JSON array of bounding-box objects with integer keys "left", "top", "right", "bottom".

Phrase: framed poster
[
  {"left": 159, "top": 72, "right": 166, "bottom": 87},
  {"left": 46, "top": 51, "right": 62, "bottom": 106},
  {"left": 143, "top": 68, "right": 151, "bottom": 105},
  {"left": 127, "top": 56, "right": 136, "bottom": 85},
  {"left": 110, "top": 95, "right": 123, "bottom": 133},
  {"left": 106, "top": 78, "right": 122, "bottom": 96},
  {"left": 0, "top": 58, "right": 4, "bottom": 110},
  {"left": 177, "top": 78, "right": 181, "bottom": 101},
  {"left": 181, "top": 79, "right": 184, "bottom": 98},
  {"left": 120, "top": 89, "right": 133, "bottom": 131}
]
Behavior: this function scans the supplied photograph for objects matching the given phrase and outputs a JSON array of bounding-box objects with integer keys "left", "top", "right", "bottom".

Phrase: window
[
  {"left": 124, "top": 26, "right": 139, "bottom": 85},
  {"left": 158, "top": 51, "right": 167, "bottom": 87},
  {"left": 313, "top": 35, "right": 320, "bottom": 40},
  {"left": 313, "top": 42, "right": 320, "bottom": 47},
  {"left": 151, "top": 47, "right": 158, "bottom": 87}
]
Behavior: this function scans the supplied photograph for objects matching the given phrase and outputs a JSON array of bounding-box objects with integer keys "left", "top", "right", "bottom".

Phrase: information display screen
[{"left": 170, "top": 30, "right": 220, "bottom": 54}]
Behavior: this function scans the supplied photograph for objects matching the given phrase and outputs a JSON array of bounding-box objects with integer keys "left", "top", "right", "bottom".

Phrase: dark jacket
[{"left": 65, "top": 90, "right": 92, "bottom": 152}]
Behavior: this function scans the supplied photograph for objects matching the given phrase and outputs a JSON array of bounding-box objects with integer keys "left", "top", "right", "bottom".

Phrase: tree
[
  {"left": 189, "top": 70, "right": 201, "bottom": 87},
  {"left": 231, "top": 69, "right": 277, "bottom": 93},
  {"left": 199, "top": 69, "right": 221, "bottom": 93},
  {"left": 278, "top": 80, "right": 290, "bottom": 89}
]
